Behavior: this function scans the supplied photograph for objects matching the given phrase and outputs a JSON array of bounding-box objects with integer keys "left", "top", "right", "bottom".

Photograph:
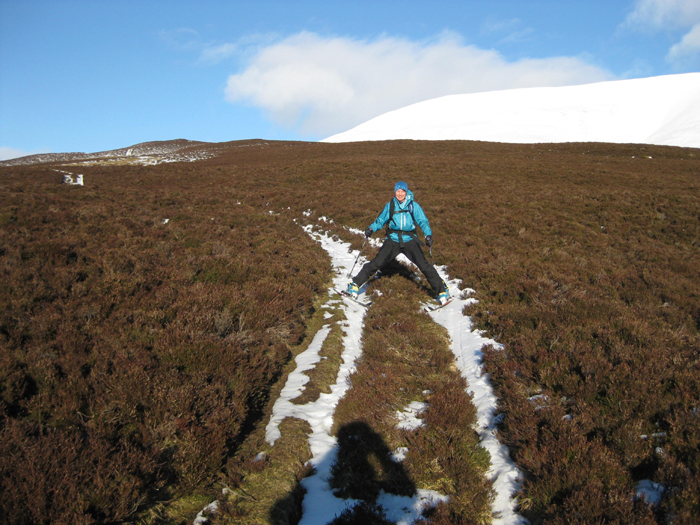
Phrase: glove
[
  {"left": 425, "top": 235, "right": 433, "bottom": 247},
  {"left": 365, "top": 227, "right": 373, "bottom": 238}
]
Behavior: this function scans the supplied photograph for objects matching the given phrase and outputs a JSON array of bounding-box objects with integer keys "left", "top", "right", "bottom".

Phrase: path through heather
[{"left": 262, "top": 216, "right": 526, "bottom": 525}]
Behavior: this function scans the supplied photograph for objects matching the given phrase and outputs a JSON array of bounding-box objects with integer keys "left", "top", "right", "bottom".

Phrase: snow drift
[{"left": 323, "top": 73, "right": 700, "bottom": 149}]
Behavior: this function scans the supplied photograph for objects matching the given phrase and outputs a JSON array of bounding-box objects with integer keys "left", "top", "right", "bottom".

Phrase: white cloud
[
  {"left": 159, "top": 28, "right": 244, "bottom": 65},
  {"left": 497, "top": 28, "right": 536, "bottom": 45},
  {"left": 0, "top": 146, "right": 50, "bottom": 161},
  {"left": 479, "top": 18, "right": 534, "bottom": 45},
  {"left": 224, "top": 31, "right": 612, "bottom": 137},
  {"left": 624, "top": 0, "right": 700, "bottom": 30},
  {"left": 158, "top": 28, "right": 201, "bottom": 50},
  {"left": 200, "top": 43, "right": 238, "bottom": 64},
  {"left": 480, "top": 17, "right": 524, "bottom": 35},
  {"left": 624, "top": 0, "right": 700, "bottom": 67},
  {"left": 668, "top": 23, "right": 700, "bottom": 61}
]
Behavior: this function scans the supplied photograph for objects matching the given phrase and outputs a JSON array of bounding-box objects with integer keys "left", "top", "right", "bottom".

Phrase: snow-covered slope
[
  {"left": 323, "top": 73, "right": 700, "bottom": 149},
  {"left": 0, "top": 139, "right": 215, "bottom": 167}
]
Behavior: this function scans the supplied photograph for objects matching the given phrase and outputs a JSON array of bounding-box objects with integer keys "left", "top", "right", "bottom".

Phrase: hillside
[
  {"left": 323, "top": 73, "right": 700, "bottom": 149},
  {"left": 0, "top": 139, "right": 220, "bottom": 167},
  {"left": 1, "top": 139, "right": 699, "bottom": 524}
]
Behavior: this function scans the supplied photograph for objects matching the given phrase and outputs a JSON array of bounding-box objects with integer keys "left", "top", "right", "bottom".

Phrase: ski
[
  {"left": 335, "top": 288, "right": 372, "bottom": 307},
  {"left": 424, "top": 298, "right": 454, "bottom": 312}
]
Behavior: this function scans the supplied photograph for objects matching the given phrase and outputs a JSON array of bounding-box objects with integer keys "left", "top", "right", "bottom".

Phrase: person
[{"left": 347, "top": 181, "right": 450, "bottom": 305}]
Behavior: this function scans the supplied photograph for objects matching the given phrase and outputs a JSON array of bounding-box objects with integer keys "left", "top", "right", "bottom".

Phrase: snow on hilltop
[
  {"left": 0, "top": 139, "right": 217, "bottom": 167},
  {"left": 323, "top": 73, "right": 700, "bottom": 149}
]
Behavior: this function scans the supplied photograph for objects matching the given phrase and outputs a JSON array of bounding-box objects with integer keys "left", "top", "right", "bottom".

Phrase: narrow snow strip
[
  {"left": 285, "top": 226, "right": 372, "bottom": 523},
  {"left": 265, "top": 324, "right": 333, "bottom": 445},
  {"left": 428, "top": 269, "right": 526, "bottom": 525}
]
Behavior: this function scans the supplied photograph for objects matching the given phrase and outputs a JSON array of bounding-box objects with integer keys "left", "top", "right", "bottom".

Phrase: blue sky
[{"left": 1, "top": 0, "right": 699, "bottom": 160}]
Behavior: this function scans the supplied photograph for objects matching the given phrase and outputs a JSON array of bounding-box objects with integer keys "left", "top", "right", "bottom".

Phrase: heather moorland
[{"left": 1, "top": 138, "right": 698, "bottom": 524}]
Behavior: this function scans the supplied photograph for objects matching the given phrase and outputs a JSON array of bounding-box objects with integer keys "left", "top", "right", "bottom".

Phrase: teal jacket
[{"left": 368, "top": 190, "right": 432, "bottom": 243}]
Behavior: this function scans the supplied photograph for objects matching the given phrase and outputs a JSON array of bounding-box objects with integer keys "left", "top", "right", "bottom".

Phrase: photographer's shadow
[
  {"left": 269, "top": 421, "right": 416, "bottom": 525},
  {"left": 330, "top": 421, "right": 415, "bottom": 502}
]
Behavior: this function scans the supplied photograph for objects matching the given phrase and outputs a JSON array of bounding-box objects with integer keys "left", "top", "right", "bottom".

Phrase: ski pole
[{"left": 347, "top": 237, "right": 367, "bottom": 278}]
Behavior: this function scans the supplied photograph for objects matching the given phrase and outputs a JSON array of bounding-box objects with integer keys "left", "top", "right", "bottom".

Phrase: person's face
[{"left": 395, "top": 189, "right": 406, "bottom": 202}]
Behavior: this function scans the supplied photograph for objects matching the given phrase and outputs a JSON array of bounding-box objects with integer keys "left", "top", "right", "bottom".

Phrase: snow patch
[
  {"left": 193, "top": 489, "right": 232, "bottom": 525},
  {"left": 55, "top": 169, "right": 84, "bottom": 186},
  {"left": 396, "top": 401, "right": 428, "bottom": 431},
  {"left": 377, "top": 489, "right": 450, "bottom": 525},
  {"left": 635, "top": 480, "right": 665, "bottom": 506},
  {"left": 391, "top": 447, "right": 409, "bottom": 463}
]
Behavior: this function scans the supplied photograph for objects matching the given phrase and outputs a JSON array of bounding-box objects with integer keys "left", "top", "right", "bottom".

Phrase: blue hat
[{"left": 394, "top": 181, "right": 408, "bottom": 192}]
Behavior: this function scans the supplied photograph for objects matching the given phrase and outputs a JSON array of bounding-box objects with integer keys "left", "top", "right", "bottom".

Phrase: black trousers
[{"left": 352, "top": 238, "right": 445, "bottom": 294}]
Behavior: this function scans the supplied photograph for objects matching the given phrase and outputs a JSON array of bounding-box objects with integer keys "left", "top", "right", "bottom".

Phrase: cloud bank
[{"left": 224, "top": 32, "right": 612, "bottom": 137}]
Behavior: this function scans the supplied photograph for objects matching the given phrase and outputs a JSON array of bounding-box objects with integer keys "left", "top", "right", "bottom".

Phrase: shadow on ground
[{"left": 270, "top": 421, "right": 415, "bottom": 525}]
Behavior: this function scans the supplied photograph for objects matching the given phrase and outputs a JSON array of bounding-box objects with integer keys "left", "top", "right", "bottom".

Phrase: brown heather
[{"left": 1, "top": 139, "right": 699, "bottom": 524}]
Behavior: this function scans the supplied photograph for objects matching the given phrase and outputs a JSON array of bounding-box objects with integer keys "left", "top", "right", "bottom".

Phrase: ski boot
[
  {"left": 346, "top": 282, "right": 359, "bottom": 299},
  {"left": 437, "top": 289, "right": 451, "bottom": 306}
]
